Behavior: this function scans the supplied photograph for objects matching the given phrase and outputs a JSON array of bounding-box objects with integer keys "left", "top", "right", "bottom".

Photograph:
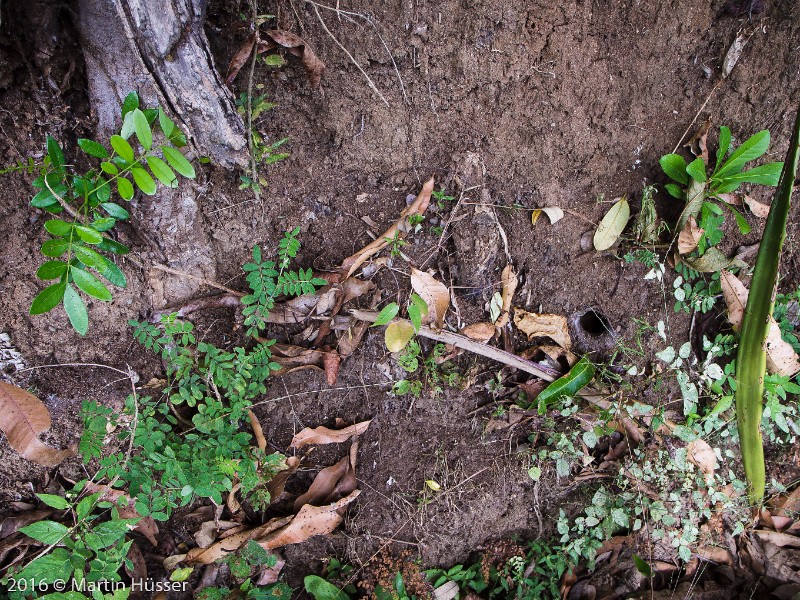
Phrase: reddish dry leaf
[
  {"left": 125, "top": 541, "right": 148, "bottom": 583},
  {"left": 460, "top": 322, "right": 495, "bottom": 343},
  {"left": 248, "top": 410, "right": 266, "bottom": 452},
  {"left": 339, "top": 178, "right": 434, "bottom": 277},
  {"left": 293, "top": 441, "right": 358, "bottom": 512},
  {"left": 720, "top": 270, "right": 800, "bottom": 376},
  {"left": 322, "top": 351, "right": 341, "bottom": 386},
  {"left": 754, "top": 530, "right": 800, "bottom": 548},
  {"left": 677, "top": 216, "right": 704, "bottom": 255},
  {"left": 290, "top": 420, "right": 372, "bottom": 449},
  {"left": 225, "top": 33, "right": 257, "bottom": 85},
  {"left": 410, "top": 269, "right": 450, "bottom": 329},
  {"left": 262, "top": 30, "right": 325, "bottom": 87},
  {"left": 254, "top": 552, "right": 285, "bottom": 585},
  {"left": 0, "top": 381, "right": 75, "bottom": 467},
  {"left": 266, "top": 456, "right": 301, "bottom": 507},
  {"left": 84, "top": 483, "right": 159, "bottom": 546},
  {"left": 684, "top": 117, "right": 712, "bottom": 164}
]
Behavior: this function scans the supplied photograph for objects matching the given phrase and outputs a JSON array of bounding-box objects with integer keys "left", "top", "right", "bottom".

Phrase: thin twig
[
  {"left": 246, "top": 0, "right": 262, "bottom": 203},
  {"left": 350, "top": 309, "right": 560, "bottom": 381},
  {"left": 43, "top": 176, "right": 88, "bottom": 224},
  {"left": 311, "top": 3, "right": 390, "bottom": 108},
  {"left": 151, "top": 263, "right": 243, "bottom": 296}
]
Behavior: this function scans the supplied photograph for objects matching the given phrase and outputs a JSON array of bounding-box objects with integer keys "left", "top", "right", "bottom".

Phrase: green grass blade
[{"left": 735, "top": 106, "right": 800, "bottom": 503}]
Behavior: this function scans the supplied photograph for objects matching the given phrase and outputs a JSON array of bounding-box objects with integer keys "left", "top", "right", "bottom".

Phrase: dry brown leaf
[
  {"left": 495, "top": 264, "right": 517, "bottom": 329},
  {"left": 460, "top": 322, "right": 495, "bottom": 343},
  {"left": 684, "top": 117, "right": 712, "bottom": 164},
  {"left": 322, "top": 351, "right": 341, "bottom": 386},
  {"left": 744, "top": 195, "right": 770, "bottom": 218},
  {"left": 227, "top": 484, "right": 242, "bottom": 515},
  {"left": 754, "top": 530, "right": 800, "bottom": 548},
  {"left": 125, "top": 541, "right": 148, "bottom": 584},
  {"left": 185, "top": 516, "right": 293, "bottom": 565},
  {"left": 722, "top": 31, "right": 747, "bottom": 79},
  {"left": 248, "top": 410, "right": 266, "bottom": 452},
  {"left": 337, "top": 321, "right": 370, "bottom": 357},
  {"left": 410, "top": 269, "right": 450, "bottom": 329},
  {"left": 294, "top": 441, "right": 359, "bottom": 511},
  {"left": 339, "top": 178, "right": 434, "bottom": 277},
  {"left": 720, "top": 270, "right": 800, "bottom": 376},
  {"left": 255, "top": 552, "right": 285, "bottom": 585},
  {"left": 84, "top": 483, "right": 160, "bottom": 547},
  {"left": 687, "top": 439, "right": 718, "bottom": 485},
  {"left": 194, "top": 520, "right": 240, "bottom": 549},
  {"left": 262, "top": 30, "right": 325, "bottom": 87},
  {"left": 0, "top": 381, "right": 75, "bottom": 467},
  {"left": 677, "top": 216, "right": 704, "bottom": 255},
  {"left": 290, "top": 420, "right": 372, "bottom": 449},
  {"left": 256, "top": 490, "right": 360, "bottom": 550},
  {"left": 513, "top": 309, "right": 571, "bottom": 350},
  {"left": 267, "top": 456, "right": 301, "bottom": 507},
  {"left": 225, "top": 33, "right": 257, "bottom": 85}
]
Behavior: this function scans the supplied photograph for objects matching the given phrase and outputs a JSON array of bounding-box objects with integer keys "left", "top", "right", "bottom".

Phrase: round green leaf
[
  {"left": 44, "top": 219, "right": 73, "bottom": 236},
  {"left": 75, "top": 246, "right": 126, "bottom": 288},
  {"left": 41, "top": 239, "right": 70, "bottom": 257},
  {"left": 132, "top": 108, "right": 153, "bottom": 150},
  {"left": 110, "top": 135, "right": 135, "bottom": 162},
  {"left": 117, "top": 176, "right": 134, "bottom": 200},
  {"left": 71, "top": 267, "right": 112, "bottom": 301},
  {"left": 131, "top": 167, "right": 157, "bottom": 195},
  {"left": 372, "top": 303, "right": 400, "bottom": 327},
  {"left": 659, "top": 153, "right": 689, "bottom": 185},
  {"left": 101, "top": 161, "right": 119, "bottom": 175},
  {"left": 64, "top": 284, "right": 88, "bottom": 335},
  {"left": 74, "top": 225, "right": 104, "bottom": 244},
  {"left": 30, "top": 282, "right": 67, "bottom": 314},
  {"left": 36, "top": 260, "right": 67, "bottom": 280},
  {"left": 146, "top": 156, "right": 177, "bottom": 187},
  {"left": 162, "top": 146, "right": 196, "bottom": 178},
  {"left": 73, "top": 244, "right": 103, "bottom": 268},
  {"left": 92, "top": 217, "right": 116, "bottom": 232},
  {"left": 78, "top": 138, "right": 109, "bottom": 159},
  {"left": 101, "top": 202, "right": 130, "bottom": 219}
]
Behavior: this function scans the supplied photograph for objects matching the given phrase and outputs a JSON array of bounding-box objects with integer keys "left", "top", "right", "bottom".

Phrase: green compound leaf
[
  {"left": 71, "top": 267, "right": 112, "bottom": 301},
  {"left": 101, "top": 161, "right": 119, "bottom": 175},
  {"left": 36, "top": 260, "right": 68, "bottom": 280},
  {"left": 110, "top": 135, "right": 135, "bottom": 163},
  {"left": 74, "top": 225, "right": 103, "bottom": 244},
  {"left": 122, "top": 91, "right": 139, "bottom": 117},
  {"left": 101, "top": 202, "right": 130, "bottom": 219},
  {"left": 75, "top": 246, "right": 126, "bottom": 287},
  {"left": 715, "top": 126, "right": 732, "bottom": 171},
  {"left": 117, "top": 176, "right": 134, "bottom": 200},
  {"left": 716, "top": 129, "right": 770, "bottom": 179},
  {"left": 132, "top": 108, "right": 153, "bottom": 150},
  {"left": 146, "top": 156, "right": 178, "bottom": 187},
  {"left": 158, "top": 108, "right": 176, "bottom": 137},
  {"left": 78, "top": 138, "right": 109, "bottom": 159},
  {"left": 41, "top": 238, "right": 70, "bottom": 257},
  {"left": 30, "top": 282, "right": 67, "bottom": 314},
  {"left": 96, "top": 238, "right": 130, "bottom": 255},
  {"left": 46, "top": 136, "right": 65, "bottom": 172},
  {"left": 64, "top": 284, "right": 88, "bottom": 335},
  {"left": 536, "top": 356, "right": 596, "bottom": 414},
  {"left": 162, "top": 146, "right": 196, "bottom": 178},
  {"left": 44, "top": 219, "right": 73, "bottom": 236},
  {"left": 131, "top": 167, "right": 157, "bottom": 195}
]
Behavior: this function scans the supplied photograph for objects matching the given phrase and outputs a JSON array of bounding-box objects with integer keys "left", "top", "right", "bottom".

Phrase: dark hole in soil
[{"left": 578, "top": 309, "right": 611, "bottom": 337}]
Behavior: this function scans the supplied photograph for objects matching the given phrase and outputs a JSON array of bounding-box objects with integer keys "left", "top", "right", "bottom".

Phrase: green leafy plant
[
  {"left": 391, "top": 342, "right": 460, "bottom": 397},
  {"left": 735, "top": 105, "right": 800, "bottom": 502},
  {"left": 27, "top": 91, "right": 195, "bottom": 334},
  {"left": 235, "top": 92, "right": 289, "bottom": 192},
  {"left": 660, "top": 126, "right": 783, "bottom": 256}
]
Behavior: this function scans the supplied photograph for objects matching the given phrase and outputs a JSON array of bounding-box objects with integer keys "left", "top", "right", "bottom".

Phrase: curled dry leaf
[
  {"left": 684, "top": 117, "right": 712, "bottom": 164},
  {"left": 322, "top": 351, "right": 341, "bottom": 386},
  {"left": 339, "top": 178, "right": 434, "bottom": 277},
  {"left": 294, "top": 440, "right": 359, "bottom": 511},
  {"left": 225, "top": 33, "right": 257, "bottom": 86},
  {"left": 262, "top": 30, "right": 325, "bottom": 87},
  {"left": 410, "top": 269, "right": 450, "bottom": 329},
  {"left": 460, "top": 322, "right": 495, "bottom": 343},
  {"left": 677, "top": 216, "right": 705, "bottom": 255},
  {"left": 531, "top": 207, "right": 564, "bottom": 226},
  {"left": 681, "top": 247, "right": 735, "bottom": 273},
  {"left": 513, "top": 309, "right": 571, "bottom": 350},
  {"left": 266, "top": 456, "right": 301, "bottom": 507},
  {"left": 0, "top": 381, "right": 75, "bottom": 467},
  {"left": 744, "top": 195, "right": 770, "bottom": 218},
  {"left": 495, "top": 264, "right": 517, "bottom": 329},
  {"left": 593, "top": 197, "right": 630, "bottom": 251},
  {"left": 722, "top": 31, "right": 747, "bottom": 79},
  {"left": 248, "top": 410, "right": 266, "bottom": 452},
  {"left": 185, "top": 516, "right": 293, "bottom": 565},
  {"left": 687, "top": 439, "right": 718, "bottom": 485},
  {"left": 720, "top": 270, "right": 800, "bottom": 376},
  {"left": 290, "top": 420, "right": 372, "bottom": 449}
]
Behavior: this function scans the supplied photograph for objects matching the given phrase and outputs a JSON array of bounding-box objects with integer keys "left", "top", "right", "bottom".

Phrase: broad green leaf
[
  {"left": 84, "top": 518, "right": 138, "bottom": 549},
  {"left": 74, "top": 225, "right": 103, "bottom": 244},
  {"left": 686, "top": 157, "right": 707, "bottom": 182},
  {"left": 121, "top": 110, "right": 135, "bottom": 140},
  {"left": 158, "top": 108, "right": 176, "bottom": 137},
  {"left": 95, "top": 178, "right": 111, "bottom": 202},
  {"left": 385, "top": 321, "right": 415, "bottom": 353},
  {"left": 20, "top": 520, "right": 70, "bottom": 545},
  {"left": 408, "top": 304, "right": 422, "bottom": 332},
  {"left": 409, "top": 292, "right": 429, "bottom": 316},
  {"left": 36, "top": 260, "right": 68, "bottom": 280},
  {"left": 76, "top": 493, "right": 100, "bottom": 521},
  {"left": 117, "top": 176, "right": 134, "bottom": 200},
  {"left": 659, "top": 153, "right": 688, "bottom": 185},
  {"left": 715, "top": 126, "right": 732, "bottom": 171},
  {"left": 64, "top": 284, "right": 88, "bottom": 334},
  {"left": 96, "top": 238, "right": 130, "bottom": 254},
  {"left": 77, "top": 138, "right": 109, "bottom": 159},
  {"left": 664, "top": 183, "right": 683, "bottom": 199},
  {"left": 92, "top": 217, "right": 116, "bottom": 232},
  {"left": 682, "top": 247, "right": 732, "bottom": 272},
  {"left": 132, "top": 108, "right": 153, "bottom": 150},
  {"left": 46, "top": 136, "right": 65, "bottom": 171},
  {"left": 722, "top": 202, "right": 752, "bottom": 235},
  {"left": 122, "top": 91, "right": 139, "bottom": 116},
  {"left": 101, "top": 202, "right": 130, "bottom": 219},
  {"left": 716, "top": 162, "right": 783, "bottom": 190},
  {"left": 131, "top": 167, "right": 157, "bottom": 195},
  {"left": 30, "top": 282, "right": 66, "bottom": 314},
  {"left": 101, "top": 161, "right": 119, "bottom": 175},
  {"left": 71, "top": 267, "right": 112, "bottom": 301},
  {"left": 36, "top": 493, "right": 70, "bottom": 510},
  {"left": 15, "top": 548, "right": 74, "bottom": 585},
  {"left": 633, "top": 554, "right": 653, "bottom": 577},
  {"left": 31, "top": 184, "right": 68, "bottom": 208},
  {"left": 146, "top": 156, "right": 177, "bottom": 187},
  {"left": 76, "top": 246, "right": 126, "bottom": 287},
  {"left": 162, "top": 145, "right": 196, "bottom": 178},
  {"left": 304, "top": 575, "right": 349, "bottom": 600},
  {"left": 110, "top": 135, "right": 135, "bottom": 162},
  {"left": 716, "top": 129, "right": 770, "bottom": 178},
  {"left": 593, "top": 197, "right": 630, "bottom": 251},
  {"left": 44, "top": 219, "right": 73, "bottom": 236},
  {"left": 41, "top": 239, "right": 70, "bottom": 257},
  {"left": 677, "top": 178, "right": 706, "bottom": 234},
  {"left": 372, "top": 303, "right": 399, "bottom": 326},
  {"left": 535, "top": 356, "right": 596, "bottom": 413}
]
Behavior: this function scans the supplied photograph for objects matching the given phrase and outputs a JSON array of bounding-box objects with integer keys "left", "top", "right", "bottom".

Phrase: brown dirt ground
[{"left": 1, "top": 0, "right": 800, "bottom": 597}]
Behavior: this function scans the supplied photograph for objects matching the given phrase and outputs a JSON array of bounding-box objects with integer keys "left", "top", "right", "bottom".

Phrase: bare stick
[
  {"left": 311, "top": 4, "right": 389, "bottom": 108},
  {"left": 350, "top": 309, "right": 560, "bottom": 381},
  {"left": 151, "top": 263, "right": 243, "bottom": 296}
]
